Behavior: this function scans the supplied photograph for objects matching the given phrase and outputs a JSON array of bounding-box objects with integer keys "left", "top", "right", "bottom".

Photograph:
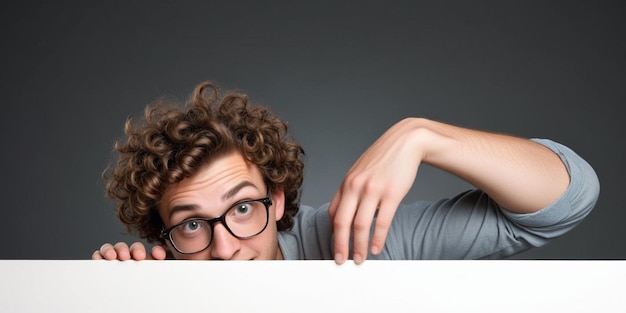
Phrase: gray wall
[{"left": 1, "top": 1, "right": 623, "bottom": 259}]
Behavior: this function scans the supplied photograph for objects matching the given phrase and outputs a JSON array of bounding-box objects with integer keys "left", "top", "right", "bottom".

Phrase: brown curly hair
[{"left": 104, "top": 82, "right": 305, "bottom": 243}]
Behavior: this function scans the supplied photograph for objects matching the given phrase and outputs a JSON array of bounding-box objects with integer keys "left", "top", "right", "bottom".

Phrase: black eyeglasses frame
[{"left": 160, "top": 190, "right": 272, "bottom": 255}]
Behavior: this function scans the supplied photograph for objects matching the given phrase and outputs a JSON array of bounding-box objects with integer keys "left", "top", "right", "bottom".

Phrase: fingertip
[
  {"left": 334, "top": 253, "right": 346, "bottom": 265},
  {"left": 333, "top": 240, "right": 349, "bottom": 266},
  {"left": 113, "top": 242, "right": 131, "bottom": 261},
  {"left": 371, "top": 244, "right": 380, "bottom": 255},
  {"left": 132, "top": 249, "right": 147, "bottom": 260},
  {"left": 370, "top": 234, "right": 388, "bottom": 253},
  {"left": 129, "top": 242, "right": 147, "bottom": 260},
  {"left": 353, "top": 253, "right": 364, "bottom": 265},
  {"left": 91, "top": 250, "right": 103, "bottom": 260},
  {"left": 151, "top": 246, "right": 167, "bottom": 260},
  {"left": 103, "top": 248, "right": 116, "bottom": 260},
  {"left": 371, "top": 205, "right": 393, "bottom": 256},
  {"left": 117, "top": 249, "right": 131, "bottom": 261}
]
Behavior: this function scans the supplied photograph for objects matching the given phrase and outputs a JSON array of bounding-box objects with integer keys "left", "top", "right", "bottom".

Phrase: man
[{"left": 93, "top": 81, "right": 599, "bottom": 264}]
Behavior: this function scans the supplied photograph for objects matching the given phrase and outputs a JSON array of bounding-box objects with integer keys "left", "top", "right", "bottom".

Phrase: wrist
[{"left": 405, "top": 118, "right": 461, "bottom": 167}]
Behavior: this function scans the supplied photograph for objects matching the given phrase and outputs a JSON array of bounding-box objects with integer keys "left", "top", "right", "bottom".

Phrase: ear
[{"left": 272, "top": 188, "right": 285, "bottom": 221}]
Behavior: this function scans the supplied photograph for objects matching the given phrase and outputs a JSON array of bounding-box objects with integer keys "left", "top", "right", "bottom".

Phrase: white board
[{"left": 1, "top": 260, "right": 624, "bottom": 312}]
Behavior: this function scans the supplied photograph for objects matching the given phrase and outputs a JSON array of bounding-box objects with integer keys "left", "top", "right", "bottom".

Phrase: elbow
[{"left": 572, "top": 159, "right": 600, "bottom": 222}]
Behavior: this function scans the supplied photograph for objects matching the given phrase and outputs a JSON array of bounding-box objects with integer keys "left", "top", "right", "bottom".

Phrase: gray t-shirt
[{"left": 277, "top": 139, "right": 599, "bottom": 260}]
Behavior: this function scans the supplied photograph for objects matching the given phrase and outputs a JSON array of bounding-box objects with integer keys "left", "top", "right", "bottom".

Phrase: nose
[{"left": 209, "top": 223, "right": 241, "bottom": 260}]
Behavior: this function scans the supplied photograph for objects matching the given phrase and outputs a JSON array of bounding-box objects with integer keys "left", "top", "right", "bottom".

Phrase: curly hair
[{"left": 104, "top": 82, "right": 305, "bottom": 243}]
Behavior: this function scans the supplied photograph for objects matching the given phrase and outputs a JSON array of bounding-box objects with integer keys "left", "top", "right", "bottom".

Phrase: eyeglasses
[{"left": 160, "top": 190, "right": 272, "bottom": 254}]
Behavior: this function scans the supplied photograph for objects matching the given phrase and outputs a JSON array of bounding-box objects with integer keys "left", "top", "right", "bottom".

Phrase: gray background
[{"left": 1, "top": 1, "right": 623, "bottom": 259}]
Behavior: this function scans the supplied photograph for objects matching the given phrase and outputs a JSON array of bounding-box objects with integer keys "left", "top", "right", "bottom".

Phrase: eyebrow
[
  {"left": 221, "top": 181, "right": 257, "bottom": 201},
  {"left": 168, "top": 181, "right": 258, "bottom": 220},
  {"left": 168, "top": 204, "right": 199, "bottom": 220}
]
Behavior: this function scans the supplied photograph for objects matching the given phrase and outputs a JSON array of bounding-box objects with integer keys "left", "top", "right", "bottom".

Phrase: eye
[
  {"left": 181, "top": 220, "right": 203, "bottom": 233},
  {"left": 234, "top": 203, "right": 253, "bottom": 216}
]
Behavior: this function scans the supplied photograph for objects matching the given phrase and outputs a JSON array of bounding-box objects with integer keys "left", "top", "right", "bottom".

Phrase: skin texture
[{"left": 94, "top": 117, "right": 570, "bottom": 264}]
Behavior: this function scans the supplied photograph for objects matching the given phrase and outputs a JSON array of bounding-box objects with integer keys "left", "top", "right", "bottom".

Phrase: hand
[
  {"left": 91, "top": 242, "right": 167, "bottom": 260},
  {"left": 328, "top": 118, "right": 424, "bottom": 265}
]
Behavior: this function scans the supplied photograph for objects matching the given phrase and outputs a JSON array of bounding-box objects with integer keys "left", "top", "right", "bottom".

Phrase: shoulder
[{"left": 278, "top": 204, "right": 334, "bottom": 260}]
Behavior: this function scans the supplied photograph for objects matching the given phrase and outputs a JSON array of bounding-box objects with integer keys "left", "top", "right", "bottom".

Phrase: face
[{"left": 158, "top": 151, "right": 285, "bottom": 260}]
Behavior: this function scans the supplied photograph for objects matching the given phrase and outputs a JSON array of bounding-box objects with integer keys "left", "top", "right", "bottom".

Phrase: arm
[
  {"left": 417, "top": 118, "right": 570, "bottom": 213},
  {"left": 328, "top": 117, "right": 584, "bottom": 264}
]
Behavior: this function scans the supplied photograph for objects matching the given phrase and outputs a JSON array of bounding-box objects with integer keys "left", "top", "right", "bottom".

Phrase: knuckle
[
  {"left": 345, "top": 173, "right": 366, "bottom": 190},
  {"left": 374, "top": 218, "right": 391, "bottom": 231},
  {"left": 353, "top": 219, "right": 371, "bottom": 232},
  {"left": 363, "top": 180, "right": 384, "bottom": 194},
  {"left": 334, "top": 241, "right": 349, "bottom": 252},
  {"left": 333, "top": 219, "right": 349, "bottom": 230}
]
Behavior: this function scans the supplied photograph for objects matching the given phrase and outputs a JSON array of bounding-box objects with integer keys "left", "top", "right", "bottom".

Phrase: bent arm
[
  {"left": 379, "top": 136, "right": 600, "bottom": 260},
  {"left": 411, "top": 118, "right": 570, "bottom": 213},
  {"left": 329, "top": 117, "right": 598, "bottom": 263}
]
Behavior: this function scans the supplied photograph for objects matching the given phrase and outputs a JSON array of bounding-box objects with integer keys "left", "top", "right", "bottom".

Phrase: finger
[
  {"left": 91, "top": 250, "right": 104, "bottom": 260},
  {"left": 370, "top": 198, "right": 400, "bottom": 255},
  {"left": 113, "top": 242, "right": 131, "bottom": 261},
  {"left": 129, "top": 242, "right": 147, "bottom": 260},
  {"left": 99, "top": 243, "right": 117, "bottom": 260},
  {"left": 151, "top": 245, "right": 168, "bottom": 260},
  {"left": 332, "top": 190, "right": 359, "bottom": 265},
  {"left": 351, "top": 193, "right": 380, "bottom": 265},
  {"left": 327, "top": 191, "right": 341, "bottom": 222}
]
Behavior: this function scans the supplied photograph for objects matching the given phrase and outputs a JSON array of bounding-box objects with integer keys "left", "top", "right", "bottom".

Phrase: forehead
[{"left": 159, "top": 152, "right": 264, "bottom": 212}]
